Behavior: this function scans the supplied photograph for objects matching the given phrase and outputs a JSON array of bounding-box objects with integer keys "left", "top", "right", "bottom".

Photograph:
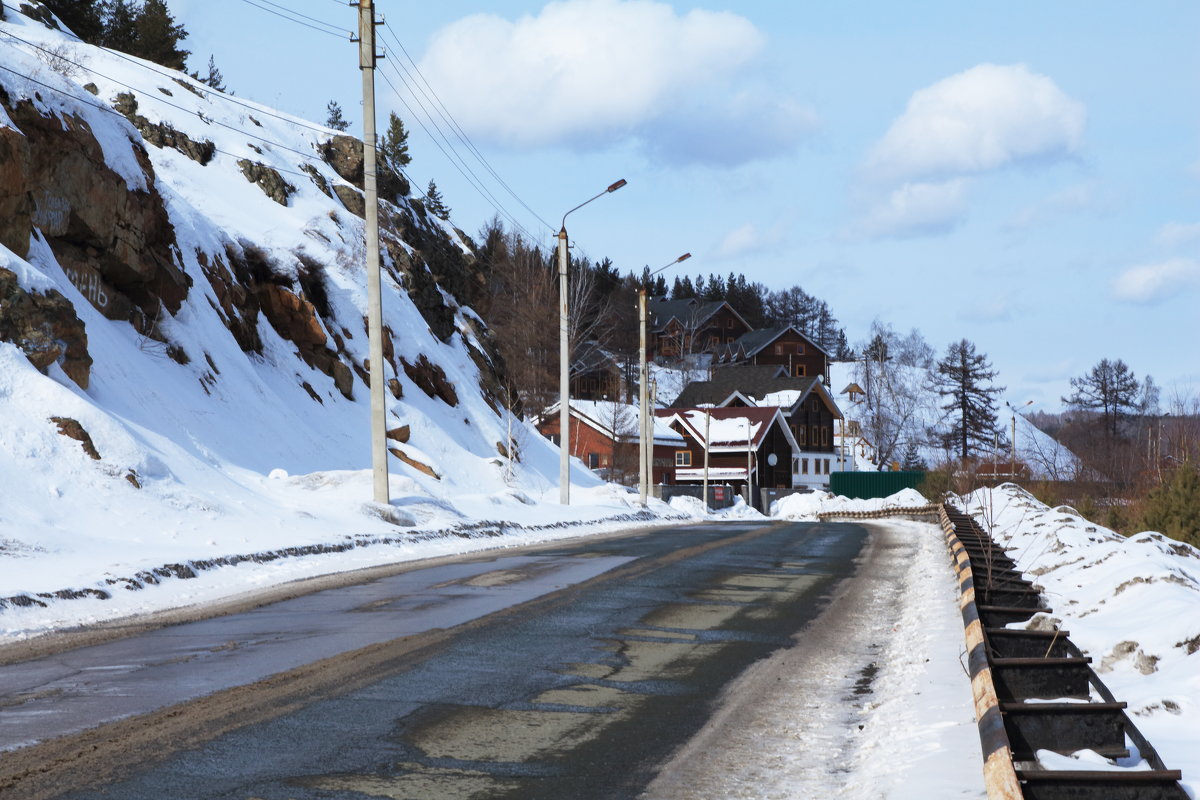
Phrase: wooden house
[
  {"left": 654, "top": 406, "right": 797, "bottom": 505},
  {"left": 712, "top": 326, "right": 829, "bottom": 383},
  {"left": 648, "top": 298, "right": 751, "bottom": 360},
  {"left": 673, "top": 366, "right": 845, "bottom": 488},
  {"left": 537, "top": 400, "right": 685, "bottom": 485}
]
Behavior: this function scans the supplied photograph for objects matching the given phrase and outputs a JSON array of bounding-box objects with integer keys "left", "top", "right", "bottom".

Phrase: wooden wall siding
[
  {"left": 749, "top": 330, "right": 827, "bottom": 381},
  {"left": 785, "top": 396, "right": 836, "bottom": 454}
]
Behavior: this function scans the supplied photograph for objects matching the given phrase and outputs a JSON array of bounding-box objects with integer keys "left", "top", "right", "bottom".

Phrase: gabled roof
[
  {"left": 648, "top": 298, "right": 748, "bottom": 334},
  {"left": 543, "top": 400, "right": 685, "bottom": 445},
  {"left": 671, "top": 367, "right": 843, "bottom": 420},
  {"left": 672, "top": 366, "right": 801, "bottom": 407},
  {"left": 656, "top": 406, "right": 798, "bottom": 452},
  {"left": 570, "top": 340, "right": 618, "bottom": 373},
  {"left": 715, "top": 325, "right": 828, "bottom": 361}
]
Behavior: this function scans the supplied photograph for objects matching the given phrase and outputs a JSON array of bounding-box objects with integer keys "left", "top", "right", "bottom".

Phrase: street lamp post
[
  {"left": 559, "top": 179, "right": 627, "bottom": 505},
  {"left": 638, "top": 252, "right": 691, "bottom": 505},
  {"left": 1006, "top": 400, "right": 1034, "bottom": 477}
]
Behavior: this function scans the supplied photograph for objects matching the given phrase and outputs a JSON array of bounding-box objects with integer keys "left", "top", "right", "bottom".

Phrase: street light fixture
[
  {"left": 638, "top": 252, "right": 691, "bottom": 505},
  {"left": 1006, "top": 399, "right": 1034, "bottom": 476},
  {"left": 558, "top": 179, "right": 627, "bottom": 505}
]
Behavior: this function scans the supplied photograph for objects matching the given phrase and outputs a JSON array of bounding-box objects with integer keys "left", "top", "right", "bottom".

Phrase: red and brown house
[
  {"left": 654, "top": 406, "right": 798, "bottom": 499},
  {"left": 537, "top": 400, "right": 685, "bottom": 485}
]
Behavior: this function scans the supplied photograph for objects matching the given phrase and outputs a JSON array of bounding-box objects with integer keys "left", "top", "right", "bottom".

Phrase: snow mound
[
  {"left": 959, "top": 484, "right": 1200, "bottom": 795},
  {"left": 772, "top": 487, "right": 931, "bottom": 520}
]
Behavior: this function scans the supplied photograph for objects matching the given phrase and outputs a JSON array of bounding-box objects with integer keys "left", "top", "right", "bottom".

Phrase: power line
[
  {"left": 35, "top": 24, "right": 349, "bottom": 139},
  {"left": 234, "top": 0, "right": 350, "bottom": 38},
  {"left": 0, "top": 61, "right": 321, "bottom": 183},
  {"left": 379, "top": 25, "right": 554, "bottom": 235},
  {"left": 376, "top": 66, "right": 541, "bottom": 243}
]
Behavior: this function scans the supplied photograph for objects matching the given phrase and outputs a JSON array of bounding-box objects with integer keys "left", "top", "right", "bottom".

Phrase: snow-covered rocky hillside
[{"left": 0, "top": 3, "right": 656, "bottom": 636}]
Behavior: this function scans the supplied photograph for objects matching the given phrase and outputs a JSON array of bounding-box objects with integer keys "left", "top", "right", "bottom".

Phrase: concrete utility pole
[
  {"left": 356, "top": 0, "right": 389, "bottom": 504},
  {"left": 557, "top": 179, "right": 627, "bottom": 505},
  {"left": 638, "top": 253, "right": 689, "bottom": 505}
]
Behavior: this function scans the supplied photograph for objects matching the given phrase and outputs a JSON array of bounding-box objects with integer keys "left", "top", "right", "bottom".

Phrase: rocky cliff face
[
  {"left": 0, "top": 4, "right": 518, "bottom": 497},
  {"left": 0, "top": 5, "right": 507, "bottom": 418}
]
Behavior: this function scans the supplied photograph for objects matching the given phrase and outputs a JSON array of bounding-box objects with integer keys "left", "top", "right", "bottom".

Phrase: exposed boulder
[
  {"left": 113, "top": 92, "right": 215, "bottom": 165},
  {"left": 49, "top": 416, "right": 101, "bottom": 460},
  {"left": 237, "top": 159, "right": 295, "bottom": 206},
  {"left": 0, "top": 267, "right": 92, "bottom": 388},
  {"left": 402, "top": 353, "right": 458, "bottom": 407}
]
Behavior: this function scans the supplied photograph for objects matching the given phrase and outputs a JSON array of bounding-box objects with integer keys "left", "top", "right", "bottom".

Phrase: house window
[
  {"left": 821, "top": 427, "right": 829, "bottom": 446},
  {"left": 726, "top": 337, "right": 735, "bottom": 343},
  {"left": 796, "top": 426, "right": 806, "bottom": 445},
  {"left": 811, "top": 426, "right": 819, "bottom": 446},
  {"left": 811, "top": 398, "right": 819, "bottom": 412},
  {"left": 709, "top": 335, "right": 720, "bottom": 347},
  {"left": 588, "top": 453, "right": 600, "bottom": 469},
  {"left": 794, "top": 364, "right": 806, "bottom": 377},
  {"left": 792, "top": 457, "right": 800, "bottom": 473},
  {"left": 801, "top": 458, "right": 809, "bottom": 474},
  {"left": 796, "top": 343, "right": 805, "bottom": 354},
  {"left": 675, "top": 450, "right": 692, "bottom": 467},
  {"left": 825, "top": 459, "right": 832, "bottom": 474},
  {"left": 726, "top": 318, "right": 735, "bottom": 328},
  {"left": 774, "top": 343, "right": 783, "bottom": 355}
]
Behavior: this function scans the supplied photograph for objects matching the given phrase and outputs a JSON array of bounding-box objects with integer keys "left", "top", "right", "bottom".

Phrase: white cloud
[
  {"left": 415, "top": 0, "right": 816, "bottom": 164},
  {"left": 1112, "top": 258, "right": 1200, "bottom": 304},
  {"left": 1004, "top": 181, "right": 1114, "bottom": 231},
  {"left": 1154, "top": 221, "right": 1200, "bottom": 248},
  {"left": 714, "top": 221, "right": 786, "bottom": 258},
  {"left": 855, "top": 179, "right": 970, "bottom": 239},
  {"left": 865, "top": 63, "right": 1085, "bottom": 183}
]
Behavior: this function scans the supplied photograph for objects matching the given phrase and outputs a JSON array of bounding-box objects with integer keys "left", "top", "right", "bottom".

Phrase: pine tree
[
  {"left": 900, "top": 441, "right": 928, "bottom": 471},
  {"left": 1140, "top": 463, "right": 1200, "bottom": 546},
  {"left": 424, "top": 180, "right": 450, "bottom": 220},
  {"left": 325, "top": 100, "right": 350, "bottom": 132},
  {"left": 1062, "top": 358, "right": 1140, "bottom": 438},
  {"left": 190, "top": 54, "right": 226, "bottom": 92},
  {"left": 935, "top": 338, "right": 1004, "bottom": 461},
  {"left": 379, "top": 112, "right": 411, "bottom": 170},
  {"left": 100, "top": 0, "right": 139, "bottom": 53},
  {"left": 132, "top": 0, "right": 189, "bottom": 69},
  {"left": 44, "top": 0, "right": 105, "bottom": 41}
]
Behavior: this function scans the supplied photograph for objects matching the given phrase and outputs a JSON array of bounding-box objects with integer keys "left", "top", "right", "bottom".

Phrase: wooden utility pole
[{"left": 356, "top": 0, "right": 389, "bottom": 503}]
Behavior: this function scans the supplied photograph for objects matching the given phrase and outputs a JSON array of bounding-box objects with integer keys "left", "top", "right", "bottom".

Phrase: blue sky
[{"left": 175, "top": 0, "right": 1199, "bottom": 410}]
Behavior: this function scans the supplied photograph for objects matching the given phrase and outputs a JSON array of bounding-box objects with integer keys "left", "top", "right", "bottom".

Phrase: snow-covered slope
[{"left": 0, "top": 5, "right": 659, "bottom": 636}]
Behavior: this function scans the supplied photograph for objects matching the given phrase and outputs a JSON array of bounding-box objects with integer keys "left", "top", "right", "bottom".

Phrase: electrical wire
[
  {"left": 2, "top": 12, "right": 541, "bottom": 236},
  {"left": 379, "top": 25, "right": 554, "bottom": 234},
  {"left": 234, "top": 0, "right": 350, "bottom": 38},
  {"left": 376, "top": 66, "right": 540, "bottom": 242}
]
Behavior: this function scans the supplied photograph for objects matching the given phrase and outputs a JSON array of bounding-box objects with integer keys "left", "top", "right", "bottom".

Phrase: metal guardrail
[{"left": 815, "top": 502, "right": 1188, "bottom": 798}]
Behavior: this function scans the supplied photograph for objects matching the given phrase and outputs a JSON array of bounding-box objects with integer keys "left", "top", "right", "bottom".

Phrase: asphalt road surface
[{"left": 1, "top": 519, "right": 871, "bottom": 799}]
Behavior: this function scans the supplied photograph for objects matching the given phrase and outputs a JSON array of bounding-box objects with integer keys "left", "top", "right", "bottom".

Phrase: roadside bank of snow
[{"left": 959, "top": 484, "right": 1199, "bottom": 797}]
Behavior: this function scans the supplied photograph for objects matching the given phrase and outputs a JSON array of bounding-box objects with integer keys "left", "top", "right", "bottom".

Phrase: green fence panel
[{"left": 829, "top": 471, "right": 924, "bottom": 500}]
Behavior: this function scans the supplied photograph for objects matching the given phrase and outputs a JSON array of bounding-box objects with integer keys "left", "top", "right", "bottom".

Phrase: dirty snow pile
[
  {"left": 770, "top": 487, "right": 931, "bottom": 520},
  {"left": 959, "top": 484, "right": 1200, "bottom": 795}
]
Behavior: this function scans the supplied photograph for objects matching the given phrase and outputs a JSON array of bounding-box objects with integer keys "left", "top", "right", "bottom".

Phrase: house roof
[
  {"left": 672, "top": 367, "right": 843, "bottom": 419},
  {"left": 648, "top": 298, "right": 746, "bottom": 333},
  {"left": 671, "top": 366, "right": 789, "bottom": 406},
  {"left": 715, "top": 325, "right": 828, "bottom": 362},
  {"left": 570, "top": 340, "right": 618, "bottom": 374},
  {"left": 543, "top": 400, "right": 685, "bottom": 445},
  {"left": 656, "top": 406, "right": 797, "bottom": 451}
]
